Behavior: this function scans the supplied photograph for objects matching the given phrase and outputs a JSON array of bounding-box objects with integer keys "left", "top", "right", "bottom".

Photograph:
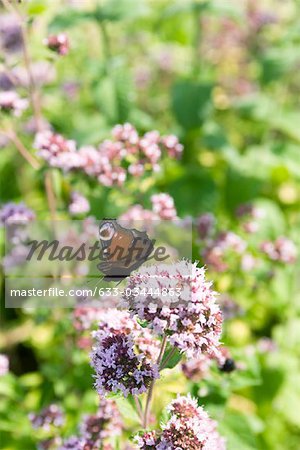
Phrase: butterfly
[{"left": 97, "top": 219, "right": 154, "bottom": 282}]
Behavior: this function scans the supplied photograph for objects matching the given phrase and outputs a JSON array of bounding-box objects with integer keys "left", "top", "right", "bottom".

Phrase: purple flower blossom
[
  {"left": 2, "top": 244, "right": 29, "bottom": 268},
  {"left": 0, "top": 91, "right": 28, "bottom": 116},
  {"left": 44, "top": 34, "right": 70, "bottom": 55},
  {"left": 196, "top": 213, "right": 215, "bottom": 240},
  {"left": 0, "top": 202, "right": 35, "bottom": 225},
  {"left": 69, "top": 192, "right": 90, "bottom": 216},
  {"left": 57, "top": 398, "right": 121, "bottom": 450},
  {"left": 79, "top": 398, "right": 122, "bottom": 446},
  {"left": 59, "top": 436, "right": 85, "bottom": 450},
  {"left": 0, "top": 14, "right": 23, "bottom": 53},
  {"left": 91, "top": 309, "right": 160, "bottom": 362},
  {"left": 91, "top": 332, "right": 159, "bottom": 397},
  {"left": 0, "top": 354, "right": 9, "bottom": 376},
  {"left": 0, "top": 71, "right": 15, "bottom": 90},
  {"left": 29, "top": 404, "right": 64, "bottom": 430},
  {"left": 122, "top": 260, "right": 223, "bottom": 359}
]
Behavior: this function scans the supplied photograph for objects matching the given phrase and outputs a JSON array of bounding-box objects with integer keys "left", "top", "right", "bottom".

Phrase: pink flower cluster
[
  {"left": 34, "top": 124, "right": 183, "bottom": 187},
  {"left": 135, "top": 395, "right": 226, "bottom": 449},
  {"left": 44, "top": 34, "right": 70, "bottom": 55},
  {"left": 151, "top": 194, "right": 177, "bottom": 220},
  {"left": 34, "top": 131, "right": 80, "bottom": 170},
  {"left": 120, "top": 193, "right": 177, "bottom": 223},
  {"left": 91, "top": 326, "right": 159, "bottom": 397},
  {"left": 236, "top": 203, "right": 263, "bottom": 234},
  {"left": 261, "top": 237, "right": 297, "bottom": 264},
  {"left": 0, "top": 91, "right": 28, "bottom": 116},
  {"left": 68, "top": 192, "right": 90, "bottom": 216},
  {"left": 202, "top": 231, "right": 247, "bottom": 272},
  {"left": 0, "top": 354, "right": 9, "bottom": 376},
  {"left": 122, "top": 260, "right": 223, "bottom": 359}
]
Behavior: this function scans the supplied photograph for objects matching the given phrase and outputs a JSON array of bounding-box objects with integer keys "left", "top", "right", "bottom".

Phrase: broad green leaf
[
  {"left": 171, "top": 81, "right": 213, "bottom": 129},
  {"left": 160, "top": 346, "right": 182, "bottom": 370}
]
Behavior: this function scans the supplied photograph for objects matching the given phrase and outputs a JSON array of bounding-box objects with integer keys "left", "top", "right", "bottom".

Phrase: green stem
[{"left": 143, "top": 335, "right": 168, "bottom": 429}]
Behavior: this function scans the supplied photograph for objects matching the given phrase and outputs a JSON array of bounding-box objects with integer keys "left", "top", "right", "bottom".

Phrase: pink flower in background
[
  {"left": 119, "top": 205, "right": 157, "bottom": 223},
  {"left": 98, "top": 165, "right": 127, "bottom": 187},
  {"left": 78, "top": 145, "right": 105, "bottom": 177},
  {"left": 34, "top": 131, "right": 81, "bottom": 170},
  {"left": 241, "top": 253, "right": 257, "bottom": 271},
  {"left": 112, "top": 123, "right": 139, "bottom": 145},
  {"left": 161, "top": 134, "right": 183, "bottom": 159},
  {"left": 261, "top": 237, "right": 297, "bottom": 264},
  {"left": 182, "top": 354, "right": 212, "bottom": 382},
  {"left": 0, "top": 354, "right": 9, "bottom": 376},
  {"left": 203, "top": 231, "right": 247, "bottom": 272},
  {"left": 34, "top": 123, "right": 183, "bottom": 187},
  {"left": 68, "top": 192, "right": 90, "bottom": 216},
  {"left": 128, "top": 162, "right": 145, "bottom": 176},
  {"left": 151, "top": 193, "right": 177, "bottom": 220},
  {"left": 122, "top": 260, "right": 223, "bottom": 359},
  {"left": 0, "top": 91, "right": 28, "bottom": 116},
  {"left": 120, "top": 193, "right": 177, "bottom": 224},
  {"left": 44, "top": 34, "right": 70, "bottom": 55}
]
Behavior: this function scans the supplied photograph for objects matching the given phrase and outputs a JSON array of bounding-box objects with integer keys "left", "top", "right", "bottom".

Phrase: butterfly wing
[{"left": 97, "top": 220, "right": 153, "bottom": 281}]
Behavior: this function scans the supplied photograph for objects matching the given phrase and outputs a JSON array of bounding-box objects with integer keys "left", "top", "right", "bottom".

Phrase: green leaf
[
  {"left": 94, "top": 0, "right": 148, "bottom": 22},
  {"left": 49, "top": 10, "right": 95, "bottom": 31},
  {"left": 171, "top": 81, "right": 213, "bottom": 130},
  {"left": 219, "top": 411, "right": 259, "bottom": 450},
  {"left": 27, "top": 0, "right": 47, "bottom": 15},
  {"left": 161, "top": 346, "right": 182, "bottom": 370},
  {"left": 114, "top": 397, "right": 140, "bottom": 424}
]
